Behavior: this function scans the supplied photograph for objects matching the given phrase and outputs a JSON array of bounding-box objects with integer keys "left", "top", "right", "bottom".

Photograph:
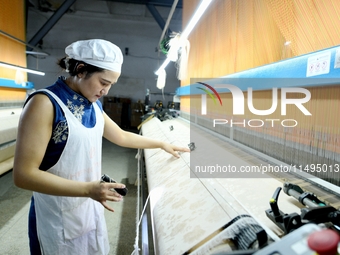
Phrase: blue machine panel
[
  {"left": 0, "top": 78, "right": 34, "bottom": 89},
  {"left": 176, "top": 45, "right": 340, "bottom": 96}
]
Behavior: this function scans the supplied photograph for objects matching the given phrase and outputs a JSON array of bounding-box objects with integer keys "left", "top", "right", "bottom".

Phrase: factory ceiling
[
  {"left": 28, "top": 0, "right": 182, "bottom": 11},
  {"left": 26, "top": 0, "right": 182, "bottom": 48}
]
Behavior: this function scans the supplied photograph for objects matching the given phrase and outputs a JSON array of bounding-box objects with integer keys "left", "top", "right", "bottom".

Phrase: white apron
[{"left": 33, "top": 89, "right": 109, "bottom": 255}]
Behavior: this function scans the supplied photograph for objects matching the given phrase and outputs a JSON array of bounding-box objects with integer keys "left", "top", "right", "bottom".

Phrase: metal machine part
[{"left": 266, "top": 182, "right": 340, "bottom": 234}]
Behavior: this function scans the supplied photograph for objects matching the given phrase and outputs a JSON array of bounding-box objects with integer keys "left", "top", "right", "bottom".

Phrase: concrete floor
[{"left": 0, "top": 137, "right": 139, "bottom": 255}]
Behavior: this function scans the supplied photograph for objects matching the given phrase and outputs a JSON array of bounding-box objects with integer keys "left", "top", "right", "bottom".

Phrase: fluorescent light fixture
[
  {"left": 155, "top": 0, "right": 213, "bottom": 75},
  {"left": 26, "top": 51, "right": 49, "bottom": 56},
  {"left": 0, "top": 61, "right": 45, "bottom": 76},
  {"left": 155, "top": 58, "right": 171, "bottom": 76},
  {"left": 180, "top": 0, "right": 213, "bottom": 39}
]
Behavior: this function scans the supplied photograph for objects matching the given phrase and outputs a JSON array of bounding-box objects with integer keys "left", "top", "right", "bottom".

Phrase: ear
[{"left": 76, "top": 63, "right": 86, "bottom": 77}]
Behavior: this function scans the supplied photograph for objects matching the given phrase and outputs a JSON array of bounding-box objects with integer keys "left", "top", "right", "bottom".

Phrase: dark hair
[{"left": 57, "top": 57, "right": 105, "bottom": 78}]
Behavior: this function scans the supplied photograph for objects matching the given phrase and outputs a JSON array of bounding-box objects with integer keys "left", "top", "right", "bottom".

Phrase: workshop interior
[{"left": 1, "top": 0, "right": 340, "bottom": 254}]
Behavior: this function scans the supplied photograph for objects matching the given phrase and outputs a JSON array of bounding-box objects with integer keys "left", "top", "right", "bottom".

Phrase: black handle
[{"left": 101, "top": 174, "right": 128, "bottom": 196}]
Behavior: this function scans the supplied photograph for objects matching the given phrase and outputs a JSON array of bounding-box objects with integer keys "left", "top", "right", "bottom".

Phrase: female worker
[{"left": 13, "top": 39, "right": 189, "bottom": 255}]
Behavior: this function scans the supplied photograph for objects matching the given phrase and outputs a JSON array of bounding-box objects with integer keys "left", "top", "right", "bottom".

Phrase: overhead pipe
[{"left": 158, "top": 0, "right": 178, "bottom": 49}]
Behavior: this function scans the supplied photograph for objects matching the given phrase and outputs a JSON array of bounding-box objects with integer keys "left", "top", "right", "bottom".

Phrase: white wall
[{"left": 26, "top": 1, "right": 182, "bottom": 105}]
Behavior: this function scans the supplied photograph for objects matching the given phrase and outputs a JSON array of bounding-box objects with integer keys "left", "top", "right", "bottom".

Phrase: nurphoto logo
[{"left": 197, "top": 82, "right": 312, "bottom": 128}]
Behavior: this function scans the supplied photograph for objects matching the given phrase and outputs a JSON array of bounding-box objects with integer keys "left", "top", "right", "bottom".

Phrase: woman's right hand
[{"left": 88, "top": 181, "right": 126, "bottom": 212}]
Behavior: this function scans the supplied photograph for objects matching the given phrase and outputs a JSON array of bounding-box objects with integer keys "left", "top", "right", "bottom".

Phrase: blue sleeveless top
[{"left": 27, "top": 76, "right": 103, "bottom": 171}]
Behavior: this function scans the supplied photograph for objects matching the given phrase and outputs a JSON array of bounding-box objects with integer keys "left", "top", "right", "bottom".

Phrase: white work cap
[{"left": 65, "top": 39, "right": 123, "bottom": 73}]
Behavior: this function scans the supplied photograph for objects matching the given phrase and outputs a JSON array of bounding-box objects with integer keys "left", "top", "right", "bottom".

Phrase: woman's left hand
[{"left": 161, "top": 143, "right": 190, "bottom": 158}]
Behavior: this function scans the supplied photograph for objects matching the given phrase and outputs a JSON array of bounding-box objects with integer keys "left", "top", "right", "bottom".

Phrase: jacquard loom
[
  {"left": 137, "top": 45, "right": 340, "bottom": 255},
  {"left": 0, "top": 108, "right": 22, "bottom": 176},
  {"left": 0, "top": 80, "right": 31, "bottom": 176}
]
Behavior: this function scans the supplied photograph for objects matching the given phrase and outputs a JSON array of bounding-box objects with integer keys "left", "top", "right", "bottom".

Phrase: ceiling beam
[
  {"left": 28, "top": 0, "right": 77, "bottom": 49},
  {"left": 103, "top": 0, "right": 182, "bottom": 8},
  {"left": 146, "top": 3, "right": 172, "bottom": 32}
]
